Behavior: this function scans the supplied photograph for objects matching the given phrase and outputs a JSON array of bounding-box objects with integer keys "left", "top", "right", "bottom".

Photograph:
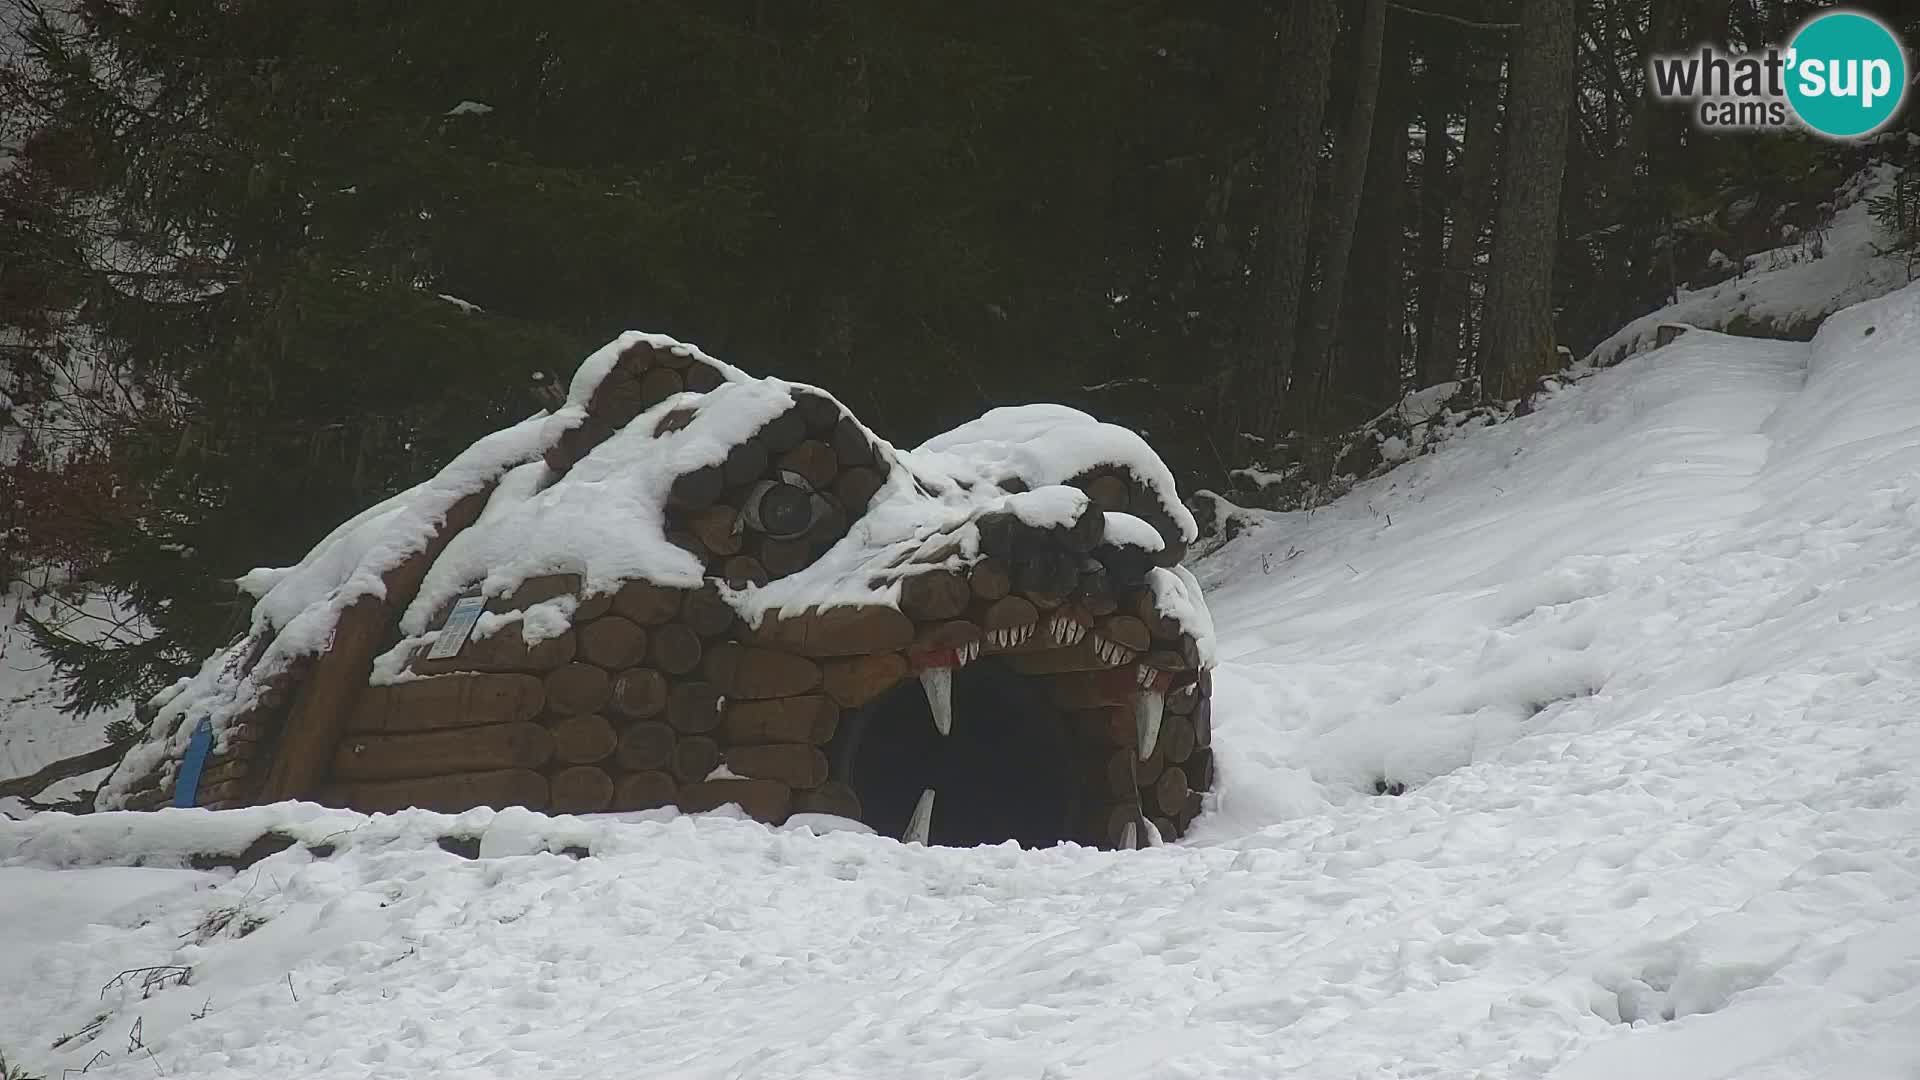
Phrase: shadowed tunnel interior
[{"left": 839, "top": 658, "right": 1073, "bottom": 847}]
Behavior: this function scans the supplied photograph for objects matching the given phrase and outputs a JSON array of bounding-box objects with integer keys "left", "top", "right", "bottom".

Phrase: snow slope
[{"left": 5, "top": 284, "right": 1920, "bottom": 1076}]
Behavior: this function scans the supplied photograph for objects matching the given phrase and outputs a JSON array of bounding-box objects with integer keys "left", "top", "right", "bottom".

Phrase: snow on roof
[
  {"left": 99, "top": 409, "right": 568, "bottom": 808},
  {"left": 911, "top": 404, "right": 1199, "bottom": 543}
]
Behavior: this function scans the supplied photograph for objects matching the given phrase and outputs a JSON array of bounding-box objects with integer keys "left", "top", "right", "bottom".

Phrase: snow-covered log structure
[{"left": 97, "top": 334, "right": 1215, "bottom": 848}]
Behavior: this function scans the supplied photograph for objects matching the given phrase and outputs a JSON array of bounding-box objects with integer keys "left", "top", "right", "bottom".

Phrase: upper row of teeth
[
  {"left": 984, "top": 624, "right": 1033, "bottom": 650},
  {"left": 1047, "top": 614, "right": 1086, "bottom": 646}
]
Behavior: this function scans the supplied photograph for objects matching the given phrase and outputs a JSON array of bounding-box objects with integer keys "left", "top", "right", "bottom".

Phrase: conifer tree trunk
[
  {"left": 1228, "top": 0, "right": 1339, "bottom": 444},
  {"left": 1480, "top": 0, "right": 1574, "bottom": 402},
  {"left": 1333, "top": 19, "right": 1414, "bottom": 424},
  {"left": 1295, "top": 0, "right": 1390, "bottom": 430},
  {"left": 1414, "top": 45, "right": 1456, "bottom": 384},
  {"left": 1424, "top": 51, "right": 1503, "bottom": 389}
]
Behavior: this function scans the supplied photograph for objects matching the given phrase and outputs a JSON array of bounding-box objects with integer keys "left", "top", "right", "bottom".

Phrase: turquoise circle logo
[{"left": 1786, "top": 11, "right": 1907, "bottom": 138}]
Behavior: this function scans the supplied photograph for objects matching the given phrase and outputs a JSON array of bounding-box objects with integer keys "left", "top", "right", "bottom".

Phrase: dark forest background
[{"left": 4, "top": 0, "right": 1919, "bottom": 714}]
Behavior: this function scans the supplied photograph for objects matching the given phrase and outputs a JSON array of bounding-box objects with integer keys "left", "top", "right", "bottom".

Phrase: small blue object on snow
[{"left": 172, "top": 718, "right": 215, "bottom": 808}]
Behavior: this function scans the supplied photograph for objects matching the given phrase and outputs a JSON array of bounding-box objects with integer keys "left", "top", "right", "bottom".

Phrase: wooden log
[
  {"left": 642, "top": 339, "right": 697, "bottom": 370},
  {"left": 348, "top": 673, "right": 546, "bottom": 734},
  {"left": 412, "top": 625, "right": 577, "bottom": 676},
  {"left": 683, "top": 360, "right": 724, "bottom": 393},
  {"left": 793, "top": 781, "right": 861, "bottom": 820},
  {"left": 822, "top": 652, "right": 908, "bottom": 708},
  {"left": 830, "top": 417, "right": 876, "bottom": 468},
  {"left": 332, "top": 721, "right": 554, "bottom": 782},
  {"left": 666, "top": 680, "right": 725, "bottom": 734},
  {"left": 653, "top": 406, "right": 698, "bottom": 436},
  {"left": 1153, "top": 766, "right": 1189, "bottom": 817},
  {"left": 1048, "top": 667, "right": 1142, "bottom": 711},
  {"left": 335, "top": 768, "right": 549, "bottom": 814},
  {"left": 1180, "top": 790, "right": 1203, "bottom": 828},
  {"left": 1073, "top": 563, "right": 1116, "bottom": 617},
  {"left": 722, "top": 437, "right": 771, "bottom": 489},
  {"left": 588, "top": 364, "right": 651, "bottom": 423},
  {"left": 1069, "top": 705, "right": 1135, "bottom": 748},
  {"left": 1179, "top": 633, "right": 1204, "bottom": 671},
  {"left": 1096, "top": 615, "right": 1151, "bottom": 653},
  {"left": 980, "top": 594, "right": 1038, "bottom": 634},
  {"left": 793, "top": 390, "right": 842, "bottom": 432},
  {"left": 498, "top": 572, "right": 584, "bottom": 613},
  {"left": 1191, "top": 695, "right": 1212, "bottom": 749},
  {"left": 576, "top": 592, "right": 614, "bottom": 622},
  {"left": 911, "top": 619, "right": 981, "bottom": 659},
  {"left": 1162, "top": 711, "right": 1195, "bottom": 764},
  {"left": 833, "top": 466, "right": 884, "bottom": 515},
  {"left": 1097, "top": 543, "right": 1156, "bottom": 587},
  {"left": 703, "top": 644, "right": 822, "bottom": 699},
  {"left": 974, "top": 512, "right": 1019, "bottom": 560},
  {"left": 666, "top": 527, "right": 706, "bottom": 561},
  {"left": 648, "top": 623, "right": 704, "bottom": 676},
  {"left": 899, "top": 570, "right": 970, "bottom": 621},
  {"left": 757, "top": 535, "right": 814, "bottom": 579},
  {"left": 608, "top": 667, "right": 670, "bottom": 719},
  {"left": 1083, "top": 473, "right": 1131, "bottom": 514},
  {"left": 722, "top": 556, "right": 769, "bottom": 589},
  {"left": 612, "top": 580, "right": 684, "bottom": 625},
  {"left": 758, "top": 408, "right": 808, "bottom": 454},
  {"left": 614, "top": 721, "right": 677, "bottom": 771},
  {"left": 779, "top": 440, "right": 839, "bottom": 489},
  {"left": 677, "top": 779, "right": 792, "bottom": 823},
  {"left": 671, "top": 736, "right": 722, "bottom": 783},
  {"left": 1015, "top": 549, "right": 1081, "bottom": 609},
  {"left": 549, "top": 765, "right": 615, "bottom": 814},
  {"left": 1186, "top": 747, "right": 1214, "bottom": 790},
  {"left": 260, "top": 486, "right": 491, "bottom": 803},
  {"left": 1155, "top": 536, "right": 1189, "bottom": 568},
  {"left": 682, "top": 583, "right": 737, "bottom": 637},
  {"left": 636, "top": 366, "right": 685, "bottom": 409},
  {"left": 576, "top": 616, "right": 650, "bottom": 671},
  {"left": 1135, "top": 736, "right": 1166, "bottom": 785},
  {"left": 746, "top": 605, "right": 914, "bottom": 657},
  {"left": 722, "top": 695, "right": 839, "bottom": 744},
  {"left": 725, "top": 744, "right": 829, "bottom": 788},
  {"left": 1152, "top": 816, "right": 1179, "bottom": 843},
  {"left": 688, "top": 504, "right": 744, "bottom": 557},
  {"left": 805, "top": 496, "right": 849, "bottom": 554},
  {"left": 668, "top": 464, "right": 725, "bottom": 509},
  {"left": 1165, "top": 679, "right": 1200, "bottom": 716},
  {"left": 969, "top": 557, "right": 1012, "bottom": 601},
  {"left": 1132, "top": 588, "right": 1181, "bottom": 641},
  {"left": 548, "top": 713, "right": 618, "bottom": 764},
  {"left": 1096, "top": 803, "right": 1138, "bottom": 849},
  {"left": 612, "top": 770, "right": 677, "bottom": 811},
  {"left": 1061, "top": 507, "right": 1106, "bottom": 553},
  {"left": 544, "top": 662, "right": 611, "bottom": 716}
]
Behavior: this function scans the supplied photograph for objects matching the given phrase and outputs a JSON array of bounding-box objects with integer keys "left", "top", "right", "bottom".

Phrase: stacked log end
[
  {"left": 659, "top": 392, "right": 892, "bottom": 583},
  {"left": 344, "top": 578, "right": 864, "bottom": 826},
  {"left": 1063, "top": 466, "right": 1190, "bottom": 569}
]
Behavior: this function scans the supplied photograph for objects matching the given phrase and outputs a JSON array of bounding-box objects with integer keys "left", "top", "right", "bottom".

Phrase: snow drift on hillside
[
  {"left": 1587, "top": 162, "right": 1912, "bottom": 365},
  {"left": 7, "top": 284, "right": 1920, "bottom": 1075}
]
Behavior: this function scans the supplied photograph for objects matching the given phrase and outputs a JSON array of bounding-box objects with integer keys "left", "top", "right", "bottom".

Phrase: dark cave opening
[{"left": 839, "top": 657, "right": 1073, "bottom": 848}]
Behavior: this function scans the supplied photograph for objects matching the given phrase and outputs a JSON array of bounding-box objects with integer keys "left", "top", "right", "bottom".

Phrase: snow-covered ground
[{"left": 6, "top": 279, "right": 1920, "bottom": 1075}]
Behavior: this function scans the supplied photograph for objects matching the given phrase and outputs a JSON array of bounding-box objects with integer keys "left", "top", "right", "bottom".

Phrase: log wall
[{"left": 175, "top": 335, "right": 1213, "bottom": 848}]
